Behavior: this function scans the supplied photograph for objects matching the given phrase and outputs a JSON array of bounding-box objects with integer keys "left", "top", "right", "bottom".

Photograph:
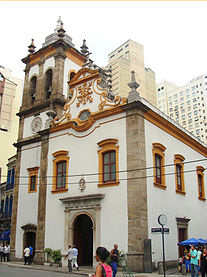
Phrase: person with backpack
[
  {"left": 110, "top": 244, "right": 119, "bottom": 277},
  {"left": 89, "top": 247, "right": 112, "bottom": 277}
]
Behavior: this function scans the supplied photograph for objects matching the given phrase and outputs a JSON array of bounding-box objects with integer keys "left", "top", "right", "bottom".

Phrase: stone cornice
[
  {"left": 17, "top": 96, "right": 66, "bottom": 117},
  {"left": 14, "top": 135, "right": 42, "bottom": 148},
  {"left": 60, "top": 194, "right": 105, "bottom": 203}
]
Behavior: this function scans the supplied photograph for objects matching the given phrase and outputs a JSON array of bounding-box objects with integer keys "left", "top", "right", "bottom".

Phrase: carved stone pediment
[{"left": 59, "top": 193, "right": 105, "bottom": 210}]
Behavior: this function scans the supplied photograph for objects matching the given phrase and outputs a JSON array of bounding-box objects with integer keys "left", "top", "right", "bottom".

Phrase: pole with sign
[{"left": 158, "top": 214, "right": 167, "bottom": 277}]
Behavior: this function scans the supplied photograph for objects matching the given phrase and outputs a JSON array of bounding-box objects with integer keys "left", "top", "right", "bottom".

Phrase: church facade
[{"left": 10, "top": 21, "right": 207, "bottom": 272}]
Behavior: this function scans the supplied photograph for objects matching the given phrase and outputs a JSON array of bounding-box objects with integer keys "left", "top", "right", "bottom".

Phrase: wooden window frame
[
  {"left": 197, "top": 166, "right": 205, "bottom": 201},
  {"left": 97, "top": 139, "right": 119, "bottom": 188},
  {"left": 52, "top": 150, "right": 69, "bottom": 194},
  {"left": 152, "top": 143, "right": 166, "bottom": 189},
  {"left": 174, "top": 154, "right": 185, "bottom": 195},
  {"left": 27, "top": 167, "right": 39, "bottom": 193}
]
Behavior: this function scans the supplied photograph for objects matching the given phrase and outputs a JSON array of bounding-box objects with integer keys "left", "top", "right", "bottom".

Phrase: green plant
[
  {"left": 44, "top": 248, "right": 52, "bottom": 257},
  {"left": 51, "top": 249, "right": 62, "bottom": 264}
]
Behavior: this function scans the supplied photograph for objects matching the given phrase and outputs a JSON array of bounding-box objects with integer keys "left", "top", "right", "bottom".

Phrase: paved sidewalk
[{"left": 0, "top": 261, "right": 181, "bottom": 277}]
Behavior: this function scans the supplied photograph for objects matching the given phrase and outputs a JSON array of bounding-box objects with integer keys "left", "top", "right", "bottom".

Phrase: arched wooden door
[{"left": 74, "top": 214, "right": 93, "bottom": 266}]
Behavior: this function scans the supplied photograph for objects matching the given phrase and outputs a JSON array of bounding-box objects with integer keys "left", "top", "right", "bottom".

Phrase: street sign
[{"left": 151, "top": 228, "right": 170, "bottom": 234}]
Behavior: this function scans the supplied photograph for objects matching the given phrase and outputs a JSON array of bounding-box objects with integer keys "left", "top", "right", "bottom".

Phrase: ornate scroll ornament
[
  {"left": 79, "top": 177, "right": 86, "bottom": 192},
  {"left": 51, "top": 68, "right": 127, "bottom": 129},
  {"left": 77, "top": 81, "right": 93, "bottom": 107},
  {"left": 93, "top": 78, "right": 123, "bottom": 110}
]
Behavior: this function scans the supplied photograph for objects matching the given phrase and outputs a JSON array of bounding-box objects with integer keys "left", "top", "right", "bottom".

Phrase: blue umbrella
[
  {"left": 179, "top": 238, "right": 199, "bottom": 245},
  {"left": 197, "top": 238, "right": 206, "bottom": 245}
]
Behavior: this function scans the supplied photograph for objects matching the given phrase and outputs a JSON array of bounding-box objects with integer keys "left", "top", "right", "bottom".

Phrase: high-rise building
[
  {"left": 157, "top": 74, "right": 207, "bottom": 144},
  {"left": 0, "top": 67, "right": 22, "bottom": 183},
  {"left": 107, "top": 39, "right": 157, "bottom": 106}
]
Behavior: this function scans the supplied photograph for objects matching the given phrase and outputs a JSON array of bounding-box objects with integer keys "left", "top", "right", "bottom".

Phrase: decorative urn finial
[
  {"left": 80, "top": 39, "right": 89, "bottom": 56},
  {"left": 127, "top": 71, "right": 140, "bottom": 103},
  {"left": 57, "top": 22, "right": 66, "bottom": 38},
  {"left": 28, "top": 39, "right": 36, "bottom": 54}
]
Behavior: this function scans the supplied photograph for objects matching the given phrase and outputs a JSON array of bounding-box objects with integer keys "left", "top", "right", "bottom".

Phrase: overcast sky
[{"left": 1, "top": 1, "right": 207, "bottom": 86}]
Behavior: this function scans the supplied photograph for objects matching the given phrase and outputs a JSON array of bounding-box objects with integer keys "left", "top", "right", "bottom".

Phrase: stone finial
[
  {"left": 127, "top": 71, "right": 140, "bottom": 103},
  {"left": 54, "top": 16, "right": 63, "bottom": 32},
  {"left": 28, "top": 39, "right": 36, "bottom": 54},
  {"left": 80, "top": 39, "right": 89, "bottom": 55},
  {"left": 57, "top": 22, "right": 66, "bottom": 38}
]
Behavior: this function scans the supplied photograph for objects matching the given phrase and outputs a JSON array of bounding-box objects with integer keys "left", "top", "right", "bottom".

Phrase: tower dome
[{"left": 42, "top": 17, "right": 74, "bottom": 48}]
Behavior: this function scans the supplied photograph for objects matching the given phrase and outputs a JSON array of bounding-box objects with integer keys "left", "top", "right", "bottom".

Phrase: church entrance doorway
[
  {"left": 24, "top": 232, "right": 36, "bottom": 255},
  {"left": 74, "top": 214, "right": 93, "bottom": 266}
]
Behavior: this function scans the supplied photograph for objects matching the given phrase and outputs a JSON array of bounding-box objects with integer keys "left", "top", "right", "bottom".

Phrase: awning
[
  {"left": 178, "top": 238, "right": 206, "bottom": 246},
  {"left": 0, "top": 230, "right": 10, "bottom": 241}
]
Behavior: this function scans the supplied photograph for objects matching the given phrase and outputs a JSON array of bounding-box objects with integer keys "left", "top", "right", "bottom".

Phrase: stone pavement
[{"left": 0, "top": 261, "right": 182, "bottom": 277}]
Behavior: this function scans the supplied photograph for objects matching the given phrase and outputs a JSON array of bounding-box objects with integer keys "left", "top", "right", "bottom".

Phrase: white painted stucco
[
  {"left": 15, "top": 142, "right": 41, "bottom": 258},
  {"left": 23, "top": 112, "right": 50, "bottom": 138},
  {"left": 43, "top": 57, "right": 55, "bottom": 73},
  {"left": 45, "top": 113, "right": 128, "bottom": 254},
  {"left": 63, "top": 58, "right": 81, "bottom": 97},
  {"left": 145, "top": 118, "right": 207, "bottom": 266},
  {"left": 29, "top": 65, "right": 39, "bottom": 80}
]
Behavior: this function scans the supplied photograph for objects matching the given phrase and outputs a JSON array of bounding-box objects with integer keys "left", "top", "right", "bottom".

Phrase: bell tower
[{"left": 10, "top": 18, "right": 85, "bottom": 263}]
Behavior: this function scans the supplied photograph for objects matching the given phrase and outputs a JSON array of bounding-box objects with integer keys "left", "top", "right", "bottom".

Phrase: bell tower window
[
  {"left": 30, "top": 76, "right": 37, "bottom": 103},
  {"left": 45, "top": 69, "right": 53, "bottom": 99}
]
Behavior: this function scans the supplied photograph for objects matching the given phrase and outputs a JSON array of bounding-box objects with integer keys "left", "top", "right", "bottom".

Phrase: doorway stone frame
[{"left": 60, "top": 194, "right": 105, "bottom": 267}]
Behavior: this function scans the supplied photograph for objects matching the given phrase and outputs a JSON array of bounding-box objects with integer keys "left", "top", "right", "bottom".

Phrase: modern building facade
[
  {"left": 11, "top": 21, "right": 207, "bottom": 272},
  {"left": 107, "top": 39, "right": 157, "bottom": 106},
  {"left": 0, "top": 66, "right": 22, "bottom": 183},
  {"left": 157, "top": 74, "right": 207, "bottom": 144}
]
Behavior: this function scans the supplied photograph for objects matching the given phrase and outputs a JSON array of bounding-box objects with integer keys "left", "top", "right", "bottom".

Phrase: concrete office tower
[
  {"left": 157, "top": 74, "right": 207, "bottom": 144},
  {"left": 0, "top": 67, "right": 22, "bottom": 183},
  {"left": 107, "top": 40, "right": 157, "bottom": 106}
]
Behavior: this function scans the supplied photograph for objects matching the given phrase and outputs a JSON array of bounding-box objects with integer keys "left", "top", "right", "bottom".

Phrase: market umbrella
[
  {"left": 197, "top": 238, "right": 206, "bottom": 245},
  {"left": 178, "top": 238, "right": 199, "bottom": 245}
]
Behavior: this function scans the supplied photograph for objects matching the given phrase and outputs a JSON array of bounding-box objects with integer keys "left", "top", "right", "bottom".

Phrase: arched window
[
  {"left": 152, "top": 143, "right": 166, "bottom": 189},
  {"left": 30, "top": 76, "right": 37, "bottom": 103},
  {"left": 97, "top": 139, "right": 119, "bottom": 187},
  {"left": 9, "top": 195, "right": 13, "bottom": 217},
  {"left": 52, "top": 150, "right": 69, "bottom": 193},
  {"left": 174, "top": 154, "right": 185, "bottom": 195},
  {"left": 68, "top": 70, "right": 76, "bottom": 99},
  {"left": 197, "top": 166, "right": 205, "bottom": 201},
  {"left": 45, "top": 69, "right": 53, "bottom": 99}
]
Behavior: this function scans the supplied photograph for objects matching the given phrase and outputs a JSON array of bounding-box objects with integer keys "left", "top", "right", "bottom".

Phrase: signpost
[
  {"left": 158, "top": 214, "right": 167, "bottom": 277},
  {"left": 151, "top": 228, "right": 169, "bottom": 234}
]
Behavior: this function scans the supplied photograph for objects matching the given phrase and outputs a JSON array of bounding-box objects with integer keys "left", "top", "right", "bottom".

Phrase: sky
[{"left": 1, "top": 1, "right": 207, "bottom": 87}]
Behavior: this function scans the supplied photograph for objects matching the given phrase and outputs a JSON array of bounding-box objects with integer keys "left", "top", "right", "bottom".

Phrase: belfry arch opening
[
  {"left": 45, "top": 69, "right": 53, "bottom": 99},
  {"left": 73, "top": 214, "right": 93, "bottom": 266}
]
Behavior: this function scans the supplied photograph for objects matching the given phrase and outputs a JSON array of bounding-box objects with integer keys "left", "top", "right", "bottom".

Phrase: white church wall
[
  {"left": 63, "top": 58, "right": 81, "bottom": 98},
  {"left": 15, "top": 142, "right": 41, "bottom": 258},
  {"left": 23, "top": 112, "right": 50, "bottom": 138},
  {"left": 43, "top": 57, "right": 55, "bottom": 73},
  {"left": 28, "top": 64, "right": 39, "bottom": 80},
  {"left": 145, "top": 119, "right": 207, "bottom": 265},
  {"left": 44, "top": 114, "right": 128, "bottom": 254}
]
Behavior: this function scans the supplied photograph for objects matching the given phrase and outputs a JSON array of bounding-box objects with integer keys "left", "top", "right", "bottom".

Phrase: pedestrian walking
[
  {"left": 72, "top": 246, "right": 79, "bottom": 270},
  {"left": 189, "top": 245, "right": 198, "bottom": 277},
  {"left": 0, "top": 243, "right": 4, "bottom": 262},
  {"left": 65, "top": 244, "right": 73, "bottom": 272},
  {"left": 200, "top": 248, "right": 207, "bottom": 277},
  {"left": 110, "top": 244, "right": 119, "bottom": 277},
  {"left": 4, "top": 243, "right": 10, "bottom": 262},
  {"left": 24, "top": 246, "right": 30, "bottom": 265},
  {"left": 29, "top": 245, "right": 33, "bottom": 264},
  {"left": 88, "top": 247, "right": 112, "bottom": 277}
]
